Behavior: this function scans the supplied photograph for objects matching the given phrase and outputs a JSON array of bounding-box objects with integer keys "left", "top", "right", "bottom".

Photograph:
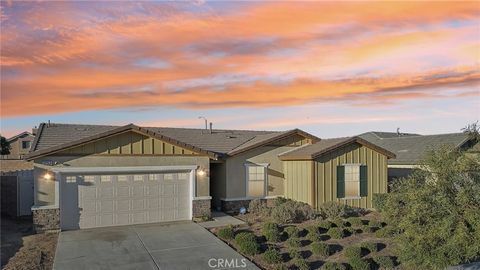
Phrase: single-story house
[
  {"left": 26, "top": 122, "right": 395, "bottom": 232},
  {"left": 358, "top": 131, "right": 477, "bottom": 181}
]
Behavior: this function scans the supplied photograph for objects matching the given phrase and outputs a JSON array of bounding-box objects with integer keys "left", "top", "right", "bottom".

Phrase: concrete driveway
[{"left": 53, "top": 222, "right": 258, "bottom": 270}]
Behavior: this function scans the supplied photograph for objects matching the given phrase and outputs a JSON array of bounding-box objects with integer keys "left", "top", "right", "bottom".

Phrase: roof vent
[{"left": 227, "top": 135, "right": 237, "bottom": 139}]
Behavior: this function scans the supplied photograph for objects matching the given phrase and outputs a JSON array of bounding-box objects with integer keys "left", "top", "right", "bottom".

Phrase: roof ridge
[{"left": 379, "top": 132, "right": 466, "bottom": 140}]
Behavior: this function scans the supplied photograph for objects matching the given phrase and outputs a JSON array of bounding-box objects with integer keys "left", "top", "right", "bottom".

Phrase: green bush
[
  {"left": 345, "top": 226, "right": 358, "bottom": 235},
  {"left": 344, "top": 246, "right": 363, "bottom": 259},
  {"left": 217, "top": 225, "right": 234, "bottom": 240},
  {"left": 362, "top": 225, "right": 376, "bottom": 233},
  {"left": 368, "top": 220, "right": 382, "bottom": 228},
  {"left": 380, "top": 147, "right": 480, "bottom": 269},
  {"left": 374, "top": 256, "right": 395, "bottom": 269},
  {"left": 372, "top": 193, "right": 388, "bottom": 212},
  {"left": 311, "top": 242, "right": 329, "bottom": 258},
  {"left": 332, "top": 218, "right": 347, "bottom": 228},
  {"left": 286, "top": 237, "right": 301, "bottom": 248},
  {"left": 349, "top": 257, "right": 371, "bottom": 270},
  {"left": 262, "top": 247, "right": 282, "bottom": 264},
  {"left": 375, "top": 226, "right": 397, "bottom": 238},
  {"left": 321, "top": 261, "right": 346, "bottom": 270},
  {"left": 234, "top": 232, "right": 259, "bottom": 256},
  {"left": 306, "top": 225, "right": 321, "bottom": 241},
  {"left": 289, "top": 247, "right": 301, "bottom": 259},
  {"left": 294, "top": 258, "right": 309, "bottom": 270},
  {"left": 285, "top": 226, "right": 300, "bottom": 238},
  {"left": 360, "top": 242, "right": 377, "bottom": 253},
  {"left": 327, "top": 227, "right": 345, "bottom": 239},
  {"left": 347, "top": 217, "right": 364, "bottom": 227},
  {"left": 248, "top": 198, "right": 267, "bottom": 214},
  {"left": 318, "top": 220, "right": 333, "bottom": 230},
  {"left": 274, "top": 264, "right": 288, "bottom": 270},
  {"left": 320, "top": 201, "right": 347, "bottom": 219},
  {"left": 262, "top": 222, "right": 281, "bottom": 242}
]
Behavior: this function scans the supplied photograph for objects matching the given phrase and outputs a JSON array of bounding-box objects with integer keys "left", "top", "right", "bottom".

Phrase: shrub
[
  {"left": 217, "top": 225, "right": 234, "bottom": 240},
  {"left": 372, "top": 193, "right": 388, "bottom": 212},
  {"left": 263, "top": 222, "right": 281, "bottom": 242},
  {"left": 362, "top": 225, "right": 376, "bottom": 233},
  {"left": 262, "top": 247, "right": 282, "bottom": 264},
  {"left": 306, "top": 225, "right": 321, "bottom": 241},
  {"left": 273, "top": 197, "right": 288, "bottom": 206},
  {"left": 289, "top": 248, "right": 301, "bottom": 259},
  {"left": 311, "top": 242, "right": 329, "bottom": 258},
  {"left": 348, "top": 217, "right": 364, "bottom": 227},
  {"left": 274, "top": 264, "right": 288, "bottom": 270},
  {"left": 271, "top": 198, "right": 317, "bottom": 223},
  {"left": 374, "top": 256, "right": 395, "bottom": 269},
  {"left": 327, "top": 227, "right": 345, "bottom": 239},
  {"left": 368, "top": 220, "right": 382, "bottom": 228},
  {"left": 294, "top": 258, "right": 309, "bottom": 270},
  {"left": 380, "top": 147, "right": 480, "bottom": 269},
  {"left": 286, "top": 237, "right": 301, "bottom": 248},
  {"left": 235, "top": 232, "right": 259, "bottom": 256},
  {"left": 345, "top": 227, "right": 358, "bottom": 235},
  {"left": 318, "top": 220, "right": 333, "bottom": 230},
  {"left": 360, "top": 242, "right": 377, "bottom": 253},
  {"left": 248, "top": 198, "right": 267, "bottom": 214},
  {"left": 285, "top": 226, "right": 300, "bottom": 238},
  {"left": 321, "top": 261, "right": 346, "bottom": 270},
  {"left": 332, "top": 218, "right": 347, "bottom": 228},
  {"left": 375, "top": 226, "right": 397, "bottom": 238},
  {"left": 320, "top": 201, "right": 347, "bottom": 219},
  {"left": 349, "top": 257, "right": 371, "bottom": 270},
  {"left": 344, "top": 246, "right": 363, "bottom": 259}
]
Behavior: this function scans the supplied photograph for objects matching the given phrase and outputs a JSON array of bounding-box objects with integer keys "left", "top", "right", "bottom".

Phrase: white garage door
[{"left": 61, "top": 171, "right": 191, "bottom": 229}]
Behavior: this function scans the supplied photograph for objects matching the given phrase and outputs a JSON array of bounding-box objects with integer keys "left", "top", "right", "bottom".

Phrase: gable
[
  {"left": 266, "top": 134, "right": 312, "bottom": 147},
  {"left": 58, "top": 131, "right": 200, "bottom": 156},
  {"left": 314, "top": 142, "right": 388, "bottom": 163}
]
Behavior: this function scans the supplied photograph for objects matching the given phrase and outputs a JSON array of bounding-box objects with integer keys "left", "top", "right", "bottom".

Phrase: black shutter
[
  {"left": 360, "top": 165, "right": 368, "bottom": 197},
  {"left": 336, "top": 165, "right": 345, "bottom": 198}
]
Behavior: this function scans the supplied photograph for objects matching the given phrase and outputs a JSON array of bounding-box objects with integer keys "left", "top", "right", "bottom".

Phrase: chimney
[
  {"left": 209, "top": 122, "right": 213, "bottom": 134},
  {"left": 32, "top": 126, "right": 38, "bottom": 135}
]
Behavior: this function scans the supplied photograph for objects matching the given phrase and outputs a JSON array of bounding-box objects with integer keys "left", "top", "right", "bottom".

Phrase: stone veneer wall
[
  {"left": 32, "top": 207, "right": 60, "bottom": 233},
  {"left": 192, "top": 199, "right": 211, "bottom": 218}
]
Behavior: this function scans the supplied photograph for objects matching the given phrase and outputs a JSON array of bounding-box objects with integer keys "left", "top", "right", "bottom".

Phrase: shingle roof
[
  {"left": 30, "top": 123, "right": 317, "bottom": 159},
  {"left": 358, "top": 132, "right": 470, "bottom": 165},
  {"left": 7, "top": 131, "right": 33, "bottom": 142},
  {"left": 279, "top": 137, "right": 395, "bottom": 160}
]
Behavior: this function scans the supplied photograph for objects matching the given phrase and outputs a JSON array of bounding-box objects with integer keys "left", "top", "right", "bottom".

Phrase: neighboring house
[
  {"left": 279, "top": 137, "right": 395, "bottom": 209},
  {"left": 26, "top": 123, "right": 324, "bottom": 231},
  {"left": 1, "top": 131, "right": 35, "bottom": 160},
  {"left": 358, "top": 131, "right": 477, "bottom": 181}
]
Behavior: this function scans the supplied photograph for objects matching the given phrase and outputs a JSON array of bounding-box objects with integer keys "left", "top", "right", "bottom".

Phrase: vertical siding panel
[
  {"left": 165, "top": 143, "right": 173, "bottom": 154},
  {"left": 143, "top": 137, "right": 153, "bottom": 154},
  {"left": 119, "top": 133, "right": 130, "bottom": 154}
]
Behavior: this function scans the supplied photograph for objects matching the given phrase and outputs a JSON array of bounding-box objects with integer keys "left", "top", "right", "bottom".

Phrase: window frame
[
  {"left": 21, "top": 140, "right": 31, "bottom": 149},
  {"left": 341, "top": 163, "right": 362, "bottom": 199},
  {"left": 245, "top": 163, "right": 269, "bottom": 198}
]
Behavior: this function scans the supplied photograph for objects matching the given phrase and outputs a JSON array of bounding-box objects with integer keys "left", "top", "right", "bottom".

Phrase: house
[
  {"left": 1, "top": 131, "right": 35, "bottom": 160},
  {"left": 279, "top": 137, "right": 395, "bottom": 209},
  {"left": 25, "top": 123, "right": 322, "bottom": 231},
  {"left": 358, "top": 131, "right": 477, "bottom": 181}
]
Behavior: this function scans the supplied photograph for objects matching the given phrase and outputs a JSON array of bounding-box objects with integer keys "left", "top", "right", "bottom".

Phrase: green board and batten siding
[{"left": 283, "top": 143, "right": 388, "bottom": 209}]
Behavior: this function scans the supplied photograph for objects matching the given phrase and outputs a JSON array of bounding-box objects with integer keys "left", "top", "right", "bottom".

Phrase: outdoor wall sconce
[
  {"left": 43, "top": 172, "right": 53, "bottom": 181},
  {"left": 197, "top": 169, "right": 206, "bottom": 177}
]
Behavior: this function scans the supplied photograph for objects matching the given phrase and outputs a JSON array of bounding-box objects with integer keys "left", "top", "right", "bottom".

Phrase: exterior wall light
[
  {"left": 197, "top": 169, "right": 206, "bottom": 177},
  {"left": 43, "top": 172, "right": 53, "bottom": 180}
]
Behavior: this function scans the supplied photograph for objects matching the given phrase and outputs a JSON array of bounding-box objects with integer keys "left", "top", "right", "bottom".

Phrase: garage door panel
[{"left": 64, "top": 171, "right": 192, "bottom": 229}]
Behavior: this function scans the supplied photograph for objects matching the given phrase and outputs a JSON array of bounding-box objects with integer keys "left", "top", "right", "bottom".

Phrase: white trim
[
  {"left": 31, "top": 205, "right": 59, "bottom": 210},
  {"left": 54, "top": 172, "right": 61, "bottom": 207},
  {"left": 244, "top": 163, "right": 269, "bottom": 198},
  {"left": 220, "top": 195, "right": 280, "bottom": 201},
  {"left": 193, "top": 196, "right": 212, "bottom": 200},
  {"left": 49, "top": 165, "right": 199, "bottom": 173},
  {"left": 387, "top": 164, "right": 417, "bottom": 169}
]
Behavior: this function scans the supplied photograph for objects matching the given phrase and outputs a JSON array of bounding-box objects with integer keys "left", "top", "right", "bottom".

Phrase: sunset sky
[{"left": 1, "top": 1, "right": 479, "bottom": 138}]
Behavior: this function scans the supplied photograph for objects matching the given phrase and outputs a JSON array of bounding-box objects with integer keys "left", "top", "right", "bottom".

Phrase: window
[
  {"left": 22, "top": 141, "right": 31, "bottom": 149},
  {"left": 100, "top": 175, "right": 111, "bottom": 182},
  {"left": 247, "top": 165, "right": 267, "bottom": 197},
  {"left": 84, "top": 175, "right": 95, "bottom": 183},
  {"left": 134, "top": 175, "right": 144, "bottom": 181},
  {"left": 337, "top": 164, "right": 367, "bottom": 198},
  {"left": 65, "top": 176, "right": 76, "bottom": 183},
  {"left": 117, "top": 175, "right": 128, "bottom": 182}
]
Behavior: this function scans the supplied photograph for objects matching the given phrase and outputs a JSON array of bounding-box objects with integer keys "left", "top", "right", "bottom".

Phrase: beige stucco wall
[
  {"left": 3, "top": 135, "right": 34, "bottom": 160},
  {"left": 33, "top": 155, "right": 210, "bottom": 206},
  {"left": 225, "top": 145, "right": 300, "bottom": 198}
]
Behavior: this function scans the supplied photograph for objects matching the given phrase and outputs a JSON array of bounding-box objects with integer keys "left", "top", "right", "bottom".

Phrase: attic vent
[{"left": 227, "top": 136, "right": 237, "bottom": 139}]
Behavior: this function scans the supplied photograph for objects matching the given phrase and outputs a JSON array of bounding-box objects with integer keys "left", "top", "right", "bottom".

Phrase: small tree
[
  {"left": 461, "top": 121, "right": 480, "bottom": 141},
  {"left": 381, "top": 146, "right": 480, "bottom": 269},
  {"left": 0, "top": 135, "right": 11, "bottom": 155}
]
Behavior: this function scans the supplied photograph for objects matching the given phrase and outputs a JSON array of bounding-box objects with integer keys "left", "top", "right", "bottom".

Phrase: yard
[
  {"left": 1, "top": 216, "right": 58, "bottom": 270},
  {"left": 210, "top": 198, "right": 401, "bottom": 270}
]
